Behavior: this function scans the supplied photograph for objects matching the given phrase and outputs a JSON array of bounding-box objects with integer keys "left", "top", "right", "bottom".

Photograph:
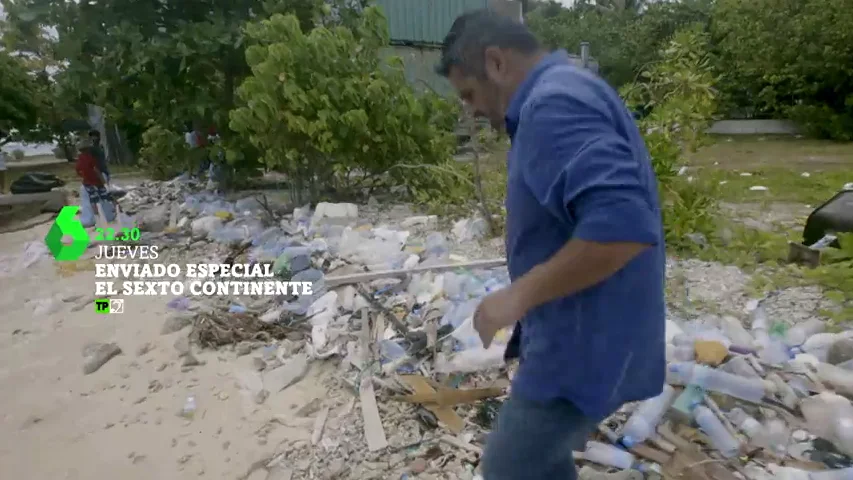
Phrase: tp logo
[
  {"left": 44, "top": 206, "right": 91, "bottom": 261},
  {"left": 95, "top": 299, "right": 124, "bottom": 314}
]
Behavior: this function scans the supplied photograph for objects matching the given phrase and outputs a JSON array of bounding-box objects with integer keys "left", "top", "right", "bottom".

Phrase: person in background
[
  {"left": 76, "top": 137, "right": 113, "bottom": 216},
  {"left": 206, "top": 125, "right": 224, "bottom": 192},
  {"left": 185, "top": 122, "right": 210, "bottom": 179},
  {"left": 88, "top": 129, "right": 110, "bottom": 187},
  {"left": 436, "top": 10, "right": 666, "bottom": 480},
  {"left": 184, "top": 122, "right": 198, "bottom": 149}
]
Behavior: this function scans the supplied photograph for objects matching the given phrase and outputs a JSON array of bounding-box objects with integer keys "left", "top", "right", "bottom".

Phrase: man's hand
[{"left": 473, "top": 287, "right": 528, "bottom": 348}]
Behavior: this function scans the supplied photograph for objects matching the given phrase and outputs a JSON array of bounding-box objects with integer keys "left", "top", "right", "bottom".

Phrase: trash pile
[
  {"left": 119, "top": 179, "right": 510, "bottom": 478},
  {"left": 23, "top": 175, "right": 853, "bottom": 479}
]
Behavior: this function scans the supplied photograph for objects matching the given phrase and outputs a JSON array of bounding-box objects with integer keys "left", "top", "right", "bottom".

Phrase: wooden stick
[
  {"left": 359, "top": 378, "right": 388, "bottom": 452},
  {"left": 325, "top": 258, "right": 507, "bottom": 287},
  {"left": 440, "top": 434, "right": 483, "bottom": 456},
  {"left": 703, "top": 393, "right": 740, "bottom": 440},
  {"left": 168, "top": 202, "right": 179, "bottom": 229},
  {"left": 391, "top": 386, "right": 504, "bottom": 406},
  {"left": 311, "top": 406, "right": 330, "bottom": 446}
]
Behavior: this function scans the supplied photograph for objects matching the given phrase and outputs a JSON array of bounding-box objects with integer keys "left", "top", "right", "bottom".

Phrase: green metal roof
[{"left": 374, "top": 0, "right": 489, "bottom": 46}]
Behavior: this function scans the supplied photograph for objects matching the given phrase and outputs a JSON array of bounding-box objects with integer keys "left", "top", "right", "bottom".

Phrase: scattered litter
[{"left": 43, "top": 177, "right": 853, "bottom": 479}]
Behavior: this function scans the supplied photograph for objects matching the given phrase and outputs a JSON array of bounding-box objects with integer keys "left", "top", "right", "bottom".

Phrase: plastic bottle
[
  {"left": 694, "top": 406, "right": 740, "bottom": 458},
  {"left": 751, "top": 305, "right": 792, "bottom": 364},
  {"left": 424, "top": 232, "right": 449, "bottom": 259},
  {"left": 671, "top": 345, "right": 695, "bottom": 361},
  {"left": 817, "top": 363, "right": 853, "bottom": 397},
  {"left": 784, "top": 319, "right": 826, "bottom": 347},
  {"left": 807, "top": 467, "right": 853, "bottom": 480},
  {"left": 621, "top": 384, "right": 677, "bottom": 447},
  {"left": 803, "top": 332, "right": 853, "bottom": 362},
  {"left": 582, "top": 441, "right": 635, "bottom": 469},
  {"left": 181, "top": 395, "right": 197, "bottom": 419},
  {"left": 767, "top": 373, "right": 799, "bottom": 409},
  {"left": 720, "top": 356, "right": 761, "bottom": 378},
  {"left": 768, "top": 466, "right": 811, "bottom": 480},
  {"left": 761, "top": 418, "right": 790, "bottom": 458},
  {"left": 800, "top": 392, "right": 853, "bottom": 457},
  {"left": 720, "top": 315, "right": 755, "bottom": 348},
  {"left": 253, "top": 226, "right": 282, "bottom": 247},
  {"left": 667, "top": 362, "right": 766, "bottom": 403},
  {"left": 378, "top": 339, "right": 407, "bottom": 363},
  {"left": 727, "top": 407, "right": 764, "bottom": 440}
]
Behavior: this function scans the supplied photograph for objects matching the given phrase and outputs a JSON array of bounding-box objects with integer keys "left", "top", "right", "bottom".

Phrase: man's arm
[{"left": 509, "top": 93, "right": 661, "bottom": 314}]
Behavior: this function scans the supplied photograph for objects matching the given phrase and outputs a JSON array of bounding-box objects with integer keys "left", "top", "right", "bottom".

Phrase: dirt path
[{"left": 0, "top": 224, "right": 330, "bottom": 480}]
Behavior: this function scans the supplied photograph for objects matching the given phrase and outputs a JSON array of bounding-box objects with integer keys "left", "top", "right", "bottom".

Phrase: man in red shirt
[{"left": 76, "top": 137, "right": 113, "bottom": 213}]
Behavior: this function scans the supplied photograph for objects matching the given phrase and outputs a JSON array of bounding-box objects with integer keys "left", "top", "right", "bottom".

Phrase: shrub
[
  {"left": 139, "top": 125, "right": 193, "bottom": 180},
  {"left": 621, "top": 25, "right": 720, "bottom": 249},
  {"left": 711, "top": 0, "right": 853, "bottom": 140},
  {"left": 11, "top": 149, "right": 24, "bottom": 160},
  {"left": 229, "top": 6, "right": 462, "bottom": 205}
]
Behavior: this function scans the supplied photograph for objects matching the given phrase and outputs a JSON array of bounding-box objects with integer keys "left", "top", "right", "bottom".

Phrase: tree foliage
[
  {"left": 230, "top": 6, "right": 461, "bottom": 204},
  {"left": 0, "top": 49, "right": 42, "bottom": 145},
  {"left": 1, "top": 0, "right": 369, "bottom": 168},
  {"left": 527, "top": 0, "right": 713, "bottom": 89},
  {"left": 1, "top": 1, "right": 84, "bottom": 153},
  {"left": 621, "top": 26, "right": 719, "bottom": 249},
  {"left": 710, "top": 0, "right": 853, "bottom": 140}
]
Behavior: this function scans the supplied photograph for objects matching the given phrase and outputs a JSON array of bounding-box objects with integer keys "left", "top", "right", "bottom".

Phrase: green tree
[
  {"left": 0, "top": 49, "right": 42, "bottom": 145},
  {"left": 711, "top": 0, "right": 853, "bottom": 139},
  {"left": 1, "top": 0, "right": 90, "bottom": 158},
  {"left": 527, "top": 0, "right": 712, "bottom": 89},
  {"left": 230, "top": 6, "right": 462, "bottom": 204},
  {"left": 621, "top": 26, "right": 719, "bottom": 249},
  {"left": 3, "top": 0, "right": 367, "bottom": 173}
]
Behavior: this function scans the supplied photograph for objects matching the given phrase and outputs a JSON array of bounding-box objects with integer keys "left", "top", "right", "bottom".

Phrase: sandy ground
[{"left": 0, "top": 223, "right": 332, "bottom": 480}]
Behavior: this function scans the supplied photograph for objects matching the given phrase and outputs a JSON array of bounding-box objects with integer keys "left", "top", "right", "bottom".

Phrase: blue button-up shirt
[{"left": 504, "top": 51, "right": 666, "bottom": 421}]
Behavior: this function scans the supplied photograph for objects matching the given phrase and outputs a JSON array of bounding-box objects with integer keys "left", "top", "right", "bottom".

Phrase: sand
[{"left": 0, "top": 222, "right": 330, "bottom": 480}]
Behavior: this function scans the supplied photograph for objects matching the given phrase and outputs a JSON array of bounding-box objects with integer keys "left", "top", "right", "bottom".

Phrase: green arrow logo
[{"left": 45, "top": 206, "right": 91, "bottom": 261}]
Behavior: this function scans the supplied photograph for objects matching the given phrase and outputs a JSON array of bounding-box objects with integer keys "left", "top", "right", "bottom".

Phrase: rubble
[
  {"left": 45, "top": 175, "right": 853, "bottom": 479},
  {"left": 82, "top": 342, "right": 122, "bottom": 374}
]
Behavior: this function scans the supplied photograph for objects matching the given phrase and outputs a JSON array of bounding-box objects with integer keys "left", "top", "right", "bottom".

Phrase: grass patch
[
  {"left": 449, "top": 136, "right": 853, "bottom": 324},
  {"left": 686, "top": 136, "right": 853, "bottom": 323},
  {"left": 698, "top": 167, "right": 850, "bottom": 205},
  {"left": 691, "top": 135, "right": 853, "bottom": 169}
]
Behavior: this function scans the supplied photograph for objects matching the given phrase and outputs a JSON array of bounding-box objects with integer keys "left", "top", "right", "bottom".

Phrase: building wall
[
  {"left": 381, "top": 46, "right": 452, "bottom": 97},
  {"left": 374, "top": 0, "right": 489, "bottom": 46}
]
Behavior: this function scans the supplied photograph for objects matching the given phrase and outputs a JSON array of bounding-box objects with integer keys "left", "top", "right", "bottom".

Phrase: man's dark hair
[
  {"left": 436, "top": 9, "right": 540, "bottom": 78},
  {"left": 88, "top": 129, "right": 100, "bottom": 138}
]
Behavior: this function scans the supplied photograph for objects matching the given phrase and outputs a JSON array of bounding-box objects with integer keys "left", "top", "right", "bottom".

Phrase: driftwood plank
[{"left": 325, "top": 258, "right": 507, "bottom": 287}]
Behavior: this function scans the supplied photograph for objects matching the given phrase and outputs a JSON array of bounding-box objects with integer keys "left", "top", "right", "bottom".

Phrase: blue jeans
[{"left": 481, "top": 392, "right": 597, "bottom": 480}]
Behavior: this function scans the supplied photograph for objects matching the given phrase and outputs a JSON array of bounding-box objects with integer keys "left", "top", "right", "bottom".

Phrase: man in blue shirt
[{"left": 436, "top": 10, "right": 666, "bottom": 480}]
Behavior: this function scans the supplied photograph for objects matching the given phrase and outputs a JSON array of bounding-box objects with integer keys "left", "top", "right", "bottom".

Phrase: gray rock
[
  {"left": 266, "top": 466, "right": 294, "bottom": 480},
  {"left": 138, "top": 204, "right": 170, "bottom": 232},
  {"left": 161, "top": 313, "right": 193, "bottom": 335},
  {"left": 289, "top": 255, "right": 311, "bottom": 273},
  {"left": 252, "top": 357, "right": 267, "bottom": 371},
  {"left": 83, "top": 343, "right": 122, "bottom": 374},
  {"left": 191, "top": 216, "right": 223, "bottom": 237},
  {"left": 174, "top": 336, "right": 191, "bottom": 357},
  {"left": 235, "top": 341, "right": 254, "bottom": 356},
  {"left": 828, "top": 338, "right": 853, "bottom": 365},
  {"left": 263, "top": 354, "right": 309, "bottom": 393},
  {"left": 41, "top": 195, "right": 66, "bottom": 213},
  {"left": 182, "top": 352, "right": 203, "bottom": 367}
]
